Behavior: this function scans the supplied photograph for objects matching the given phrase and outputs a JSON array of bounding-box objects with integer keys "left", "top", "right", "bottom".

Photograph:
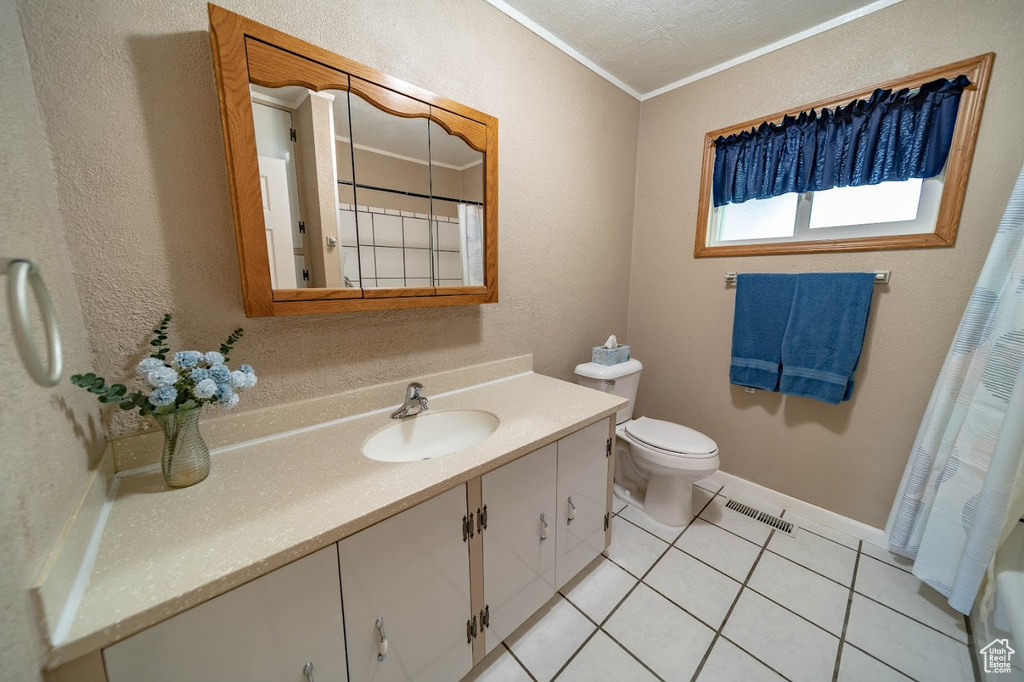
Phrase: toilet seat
[{"left": 623, "top": 417, "right": 718, "bottom": 459}]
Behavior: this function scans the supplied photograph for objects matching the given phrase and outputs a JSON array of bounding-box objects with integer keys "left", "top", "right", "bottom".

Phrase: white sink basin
[{"left": 363, "top": 410, "right": 499, "bottom": 462}]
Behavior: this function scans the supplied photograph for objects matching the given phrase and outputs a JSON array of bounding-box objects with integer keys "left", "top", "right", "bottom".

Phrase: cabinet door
[
  {"left": 339, "top": 484, "right": 472, "bottom": 682},
  {"left": 555, "top": 420, "right": 611, "bottom": 588},
  {"left": 104, "top": 545, "right": 346, "bottom": 682},
  {"left": 481, "top": 443, "right": 557, "bottom": 652}
]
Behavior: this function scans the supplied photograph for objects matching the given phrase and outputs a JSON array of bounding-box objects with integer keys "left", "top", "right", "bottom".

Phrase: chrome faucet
[{"left": 391, "top": 382, "right": 429, "bottom": 419}]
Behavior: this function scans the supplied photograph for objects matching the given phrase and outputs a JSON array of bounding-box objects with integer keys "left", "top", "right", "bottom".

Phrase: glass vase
[{"left": 157, "top": 406, "right": 211, "bottom": 488}]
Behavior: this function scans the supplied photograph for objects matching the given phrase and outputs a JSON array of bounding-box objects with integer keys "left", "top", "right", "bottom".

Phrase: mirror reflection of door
[
  {"left": 257, "top": 156, "right": 297, "bottom": 289},
  {"left": 428, "top": 121, "right": 485, "bottom": 288},
  {"left": 250, "top": 84, "right": 356, "bottom": 290},
  {"left": 346, "top": 88, "right": 433, "bottom": 289}
]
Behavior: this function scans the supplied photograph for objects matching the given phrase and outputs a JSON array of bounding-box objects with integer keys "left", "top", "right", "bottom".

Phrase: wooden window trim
[
  {"left": 694, "top": 53, "right": 994, "bottom": 259},
  {"left": 208, "top": 4, "right": 498, "bottom": 316}
]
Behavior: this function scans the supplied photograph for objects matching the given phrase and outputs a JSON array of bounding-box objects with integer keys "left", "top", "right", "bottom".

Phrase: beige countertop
[{"left": 51, "top": 371, "right": 625, "bottom": 665}]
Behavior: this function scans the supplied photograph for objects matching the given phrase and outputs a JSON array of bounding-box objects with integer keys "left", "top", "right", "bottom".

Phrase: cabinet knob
[
  {"left": 376, "top": 617, "right": 389, "bottom": 661},
  {"left": 539, "top": 512, "right": 549, "bottom": 541},
  {"left": 567, "top": 496, "right": 576, "bottom": 524},
  {"left": 303, "top": 662, "right": 314, "bottom": 682}
]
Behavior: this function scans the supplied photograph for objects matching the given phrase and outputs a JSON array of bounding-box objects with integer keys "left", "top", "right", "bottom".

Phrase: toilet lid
[{"left": 624, "top": 417, "right": 718, "bottom": 457}]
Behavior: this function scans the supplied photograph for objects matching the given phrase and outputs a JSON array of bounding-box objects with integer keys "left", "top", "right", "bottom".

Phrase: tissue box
[{"left": 592, "top": 344, "right": 631, "bottom": 366}]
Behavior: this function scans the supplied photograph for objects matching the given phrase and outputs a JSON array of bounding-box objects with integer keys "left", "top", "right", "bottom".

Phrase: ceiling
[{"left": 489, "top": 0, "right": 903, "bottom": 99}]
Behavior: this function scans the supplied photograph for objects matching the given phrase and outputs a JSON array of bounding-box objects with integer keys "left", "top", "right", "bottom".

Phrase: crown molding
[
  {"left": 480, "top": 0, "right": 906, "bottom": 102},
  {"left": 479, "top": 0, "right": 643, "bottom": 100},
  {"left": 640, "top": 0, "right": 907, "bottom": 101}
]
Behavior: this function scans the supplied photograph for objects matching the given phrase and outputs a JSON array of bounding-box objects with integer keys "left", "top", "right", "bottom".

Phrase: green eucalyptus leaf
[
  {"left": 150, "top": 340, "right": 160, "bottom": 346},
  {"left": 110, "top": 384, "right": 127, "bottom": 396},
  {"left": 119, "top": 400, "right": 135, "bottom": 410}
]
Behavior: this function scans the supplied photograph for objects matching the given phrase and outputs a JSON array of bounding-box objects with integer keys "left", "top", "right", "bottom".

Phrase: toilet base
[{"left": 643, "top": 475, "right": 693, "bottom": 527}]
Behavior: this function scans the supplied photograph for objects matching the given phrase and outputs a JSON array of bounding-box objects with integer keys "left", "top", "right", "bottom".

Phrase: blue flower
[
  {"left": 190, "top": 367, "right": 211, "bottom": 383},
  {"left": 239, "top": 364, "right": 255, "bottom": 374},
  {"left": 193, "top": 378, "right": 218, "bottom": 399},
  {"left": 136, "top": 357, "right": 164, "bottom": 375},
  {"left": 242, "top": 372, "right": 258, "bottom": 390},
  {"left": 209, "top": 363, "right": 231, "bottom": 383},
  {"left": 229, "top": 370, "right": 247, "bottom": 389},
  {"left": 219, "top": 392, "right": 240, "bottom": 410},
  {"left": 204, "top": 351, "right": 225, "bottom": 366},
  {"left": 173, "top": 350, "right": 202, "bottom": 369},
  {"left": 146, "top": 367, "right": 178, "bottom": 388},
  {"left": 216, "top": 383, "right": 235, "bottom": 402},
  {"left": 149, "top": 386, "right": 178, "bottom": 407}
]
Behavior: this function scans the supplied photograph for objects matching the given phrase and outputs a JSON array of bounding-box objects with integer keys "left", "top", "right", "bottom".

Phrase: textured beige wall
[
  {"left": 17, "top": 0, "right": 641, "bottom": 439},
  {"left": 628, "top": 0, "right": 1024, "bottom": 527},
  {"left": 0, "top": 0, "right": 107, "bottom": 679}
]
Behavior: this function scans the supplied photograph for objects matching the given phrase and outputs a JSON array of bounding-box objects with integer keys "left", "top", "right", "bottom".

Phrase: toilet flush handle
[
  {"left": 540, "top": 512, "right": 549, "bottom": 541},
  {"left": 567, "top": 496, "right": 576, "bottom": 524}
]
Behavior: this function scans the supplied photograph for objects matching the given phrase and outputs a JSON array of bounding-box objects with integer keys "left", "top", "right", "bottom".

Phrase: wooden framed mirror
[{"left": 208, "top": 5, "right": 498, "bottom": 316}]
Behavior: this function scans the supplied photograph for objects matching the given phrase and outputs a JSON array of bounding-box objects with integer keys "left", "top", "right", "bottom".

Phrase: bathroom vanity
[{"left": 41, "top": 358, "right": 625, "bottom": 682}]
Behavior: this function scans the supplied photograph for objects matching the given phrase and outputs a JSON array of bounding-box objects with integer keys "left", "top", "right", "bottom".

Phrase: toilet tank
[{"left": 574, "top": 359, "right": 643, "bottom": 425}]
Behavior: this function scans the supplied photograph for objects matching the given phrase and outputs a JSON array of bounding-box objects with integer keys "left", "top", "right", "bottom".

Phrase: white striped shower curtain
[{"left": 887, "top": 164, "right": 1024, "bottom": 615}]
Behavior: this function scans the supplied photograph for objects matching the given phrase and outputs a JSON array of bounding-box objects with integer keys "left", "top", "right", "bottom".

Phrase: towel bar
[
  {"left": 724, "top": 270, "right": 890, "bottom": 285},
  {"left": 2, "top": 257, "right": 63, "bottom": 387}
]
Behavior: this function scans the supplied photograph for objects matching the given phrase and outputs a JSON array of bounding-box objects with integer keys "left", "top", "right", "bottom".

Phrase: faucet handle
[{"left": 407, "top": 382, "right": 424, "bottom": 398}]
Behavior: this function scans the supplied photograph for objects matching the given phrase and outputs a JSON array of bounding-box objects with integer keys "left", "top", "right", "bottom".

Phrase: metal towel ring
[{"left": 3, "top": 258, "right": 63, "bottom": 387}]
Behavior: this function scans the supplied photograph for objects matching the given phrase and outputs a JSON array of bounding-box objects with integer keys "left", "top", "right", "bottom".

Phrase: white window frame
[{"left": 707, "top": 174, "right": 946, "bottom": 248}]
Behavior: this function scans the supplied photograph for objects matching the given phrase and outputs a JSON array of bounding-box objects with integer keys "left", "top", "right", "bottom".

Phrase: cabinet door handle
[
  {"left": 567, "top": 496, "right": 576, "bottom": 525},
  {"left": 540, "top": 512, "right": 549, "bottom": 541},
  {"left": 376, "top": 617, "right": 389, "bottom": 661},
  {"left": 303, "top": 662, "right": 314, "bottom": 682}
]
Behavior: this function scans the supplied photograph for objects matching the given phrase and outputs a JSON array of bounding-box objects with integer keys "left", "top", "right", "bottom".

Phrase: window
[
  {"left": 694, "top": 53, "right": 992, "bottom": 258},
  {"left": 710, "top": 175, "right": 943, "bottom": 247}
]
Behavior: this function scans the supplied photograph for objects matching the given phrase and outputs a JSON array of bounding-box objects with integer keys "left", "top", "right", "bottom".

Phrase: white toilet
[{"left": 575, "top": 358, "right": 719, "bottom": 527}]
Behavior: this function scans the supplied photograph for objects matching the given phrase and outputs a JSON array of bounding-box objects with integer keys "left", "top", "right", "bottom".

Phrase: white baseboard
[{"left": 704, "top": 471, "right": 889, "bottom": 548}]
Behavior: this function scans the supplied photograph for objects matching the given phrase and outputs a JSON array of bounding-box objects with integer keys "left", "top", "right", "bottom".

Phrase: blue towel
[
  {"left": 730, "top": 274, "right": 798, "bottom": 391},
  {"left": 780, "top": 273, "right": 876, "bottom": 404}
]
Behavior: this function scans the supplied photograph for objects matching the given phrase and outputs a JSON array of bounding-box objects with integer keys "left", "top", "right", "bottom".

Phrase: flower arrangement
[{"left": 71, "top": 313, "right": 258, "bottom": 416}]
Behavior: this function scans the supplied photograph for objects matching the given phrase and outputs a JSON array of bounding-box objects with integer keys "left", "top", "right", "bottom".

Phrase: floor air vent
[{"left": 724, "top": 499, "right": 797, "bottom": 536}]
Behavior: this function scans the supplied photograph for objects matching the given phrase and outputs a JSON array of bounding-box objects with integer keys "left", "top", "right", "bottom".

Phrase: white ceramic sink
[{"left": 363, "top": 410, "right": 499, "bottom": 462}]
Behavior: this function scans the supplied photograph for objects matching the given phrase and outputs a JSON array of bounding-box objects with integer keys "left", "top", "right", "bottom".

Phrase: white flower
[
  {"left": 193, "top": 378, "right": 218, "bottom": 399},
  {"left": 243, "top": 372, "right": 258, "bottom": 390},
  {"left": 229, "top": 370, "right": 247, "bottom": 389},
  {"left": 219, "top": 393, "right": 240, "bottom": 410},
  {"left": 146, "top": 367, "right": 178, "bottom": 388},
  {"left": 136, "top": 357, "right": 164, "bottom": 375},
  {"left": 204, "top": 351, "right": 225, "bottom": 366}
]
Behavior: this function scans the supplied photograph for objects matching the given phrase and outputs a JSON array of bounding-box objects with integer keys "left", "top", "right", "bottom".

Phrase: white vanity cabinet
[
  {"left": 338, "top": 484, "right": 473, "bottom": 682},
  {"left": 554, "top": 420, "right": 611, "bottom": 588},
  {"left": 103, "top": 545, "right": 347, "bottom": 682},
  {"left": 92, "top": 417, "right": 615, "bottom": 682},
  {"left": 480, "top": 443, "right": 558, "bottom": 652}
]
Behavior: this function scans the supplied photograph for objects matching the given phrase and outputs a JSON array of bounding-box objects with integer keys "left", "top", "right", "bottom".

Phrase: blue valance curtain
[{"left": 712, "top": 75, "right": 970, "bottom": 207}]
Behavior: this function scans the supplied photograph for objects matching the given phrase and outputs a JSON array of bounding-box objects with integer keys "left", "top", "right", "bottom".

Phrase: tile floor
[{"left": 464, "top": 481, "right": 978, "bottom": 682}]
